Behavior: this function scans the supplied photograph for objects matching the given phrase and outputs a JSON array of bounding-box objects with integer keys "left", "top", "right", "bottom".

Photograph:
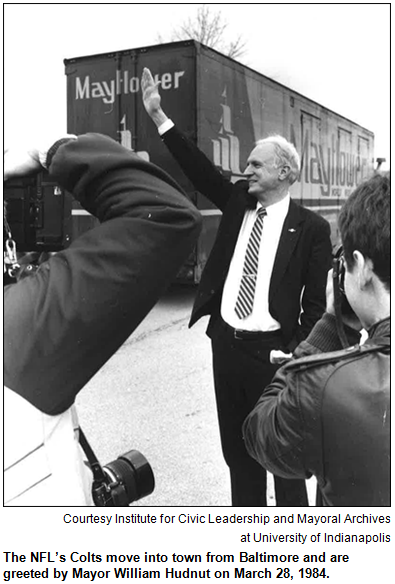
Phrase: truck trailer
[{"left": 65, "top": 40, "right": 375, "bottom": 283}]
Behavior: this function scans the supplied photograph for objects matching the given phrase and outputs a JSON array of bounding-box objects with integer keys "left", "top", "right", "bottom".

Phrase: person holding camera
[
  {"left": 4, "top": 132, "right": 201, "bottom": 506},
  {"left": 243, "top": 173, "right": 390, "bottom": 506}
]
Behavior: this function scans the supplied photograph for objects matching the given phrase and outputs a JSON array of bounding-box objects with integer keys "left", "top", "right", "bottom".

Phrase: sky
[{"left": 4, "top": 3, "right": 390, "bottom": 167}]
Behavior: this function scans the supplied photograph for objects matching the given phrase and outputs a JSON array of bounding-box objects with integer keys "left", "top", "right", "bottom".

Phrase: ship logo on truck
[
  {"left": 118, "top": 115, "right": 149, "bottom": 161},
  {"left": 212, "top": 87, "right": 243, "bottom": 182}
]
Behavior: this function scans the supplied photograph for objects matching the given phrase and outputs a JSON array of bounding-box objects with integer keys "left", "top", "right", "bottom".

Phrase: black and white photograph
[{"left": 4, "top": 3, "right": 390, "bottom": 511}]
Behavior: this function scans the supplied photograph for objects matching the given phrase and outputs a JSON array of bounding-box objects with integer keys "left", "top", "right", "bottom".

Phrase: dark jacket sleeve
[
  {"left": 243, "top": 364, "right": 314, "bottom": 480},
  {"left": 294, "top": 312, "right": 361, "bottom": 357},
  {"left": 243, "top": 313, "right": 360, "bottom": 478},
  {"left": 162, "top": 125, "right": 236, "bottom": 212},
  {"left": 288, "top": 214, "right": 332, "bottom": 351},
  {"left": 4, "top": 133, "right": 202, "bottom": 415}
]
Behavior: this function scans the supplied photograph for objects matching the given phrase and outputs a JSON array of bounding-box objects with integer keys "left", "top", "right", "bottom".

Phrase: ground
[{"left": 77, "top": 284, "right": 316, "bottom": 507}]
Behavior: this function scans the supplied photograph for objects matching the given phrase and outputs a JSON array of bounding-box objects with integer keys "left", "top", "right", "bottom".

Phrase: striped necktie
[{"left": 235, "top": 206, "right": 267, "bottom": 319}]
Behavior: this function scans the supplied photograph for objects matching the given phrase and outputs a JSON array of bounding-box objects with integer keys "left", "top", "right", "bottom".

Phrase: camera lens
[{"left": 104, "top": 450, "right": 155, "bottom": 505}]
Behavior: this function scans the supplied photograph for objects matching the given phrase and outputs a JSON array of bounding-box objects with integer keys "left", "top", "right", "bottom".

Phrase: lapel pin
[{"left": 288, "top": 228, "right": 296, "bottom": 232}]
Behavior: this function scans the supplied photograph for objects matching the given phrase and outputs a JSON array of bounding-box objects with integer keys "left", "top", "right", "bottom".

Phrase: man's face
[{"left": 244, "top": 143, "right": 281, "bottom": 200}]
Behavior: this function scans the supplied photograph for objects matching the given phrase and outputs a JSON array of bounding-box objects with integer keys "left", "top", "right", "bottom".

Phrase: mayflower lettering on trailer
[
  {"left": 75, "top": 70, "right": 185, "bottom": 104},
  {"left": 290, "top": 125, "right": 370, "bottom": 196}
]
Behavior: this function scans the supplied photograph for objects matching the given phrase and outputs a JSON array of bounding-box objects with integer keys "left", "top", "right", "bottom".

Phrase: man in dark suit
[{"left": 142, "top": 68, "right": 332, "bottom": 507}]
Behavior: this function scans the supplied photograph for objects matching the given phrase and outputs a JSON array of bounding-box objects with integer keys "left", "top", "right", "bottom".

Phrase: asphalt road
[{"left": 76, "top": 284, "right": 315, "bottom": 507}]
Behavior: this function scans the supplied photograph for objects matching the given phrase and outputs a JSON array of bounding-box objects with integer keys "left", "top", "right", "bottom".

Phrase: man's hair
[
  {"left": 256, "top": 135, "right": 301, "bottom": 184},
  {"left": 338, "top": 172, "right": 390, "bottom": 290}
]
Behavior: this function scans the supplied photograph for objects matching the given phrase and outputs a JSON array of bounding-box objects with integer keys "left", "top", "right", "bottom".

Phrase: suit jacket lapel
[
  {"left": 269, "top": 199, "right": 305, "bottom": 302},
  {"left": 215, "top": 184, "right": 252, "bottom": 274}
]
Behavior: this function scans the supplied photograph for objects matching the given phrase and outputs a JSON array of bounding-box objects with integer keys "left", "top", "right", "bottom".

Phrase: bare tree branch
[
  {"left": 226, "top": 35, "right": 247, "bottom": 60},
  {"left": 165, "top": 5, "right": 247, "bottom": 60}
]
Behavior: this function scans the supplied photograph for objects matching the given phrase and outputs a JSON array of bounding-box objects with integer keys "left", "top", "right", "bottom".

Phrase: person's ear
[
  {"left": 352, "top": 250, "right": 374, "bottom": 289},
  {"left": 278, "top": 165, "right": 290, "bottom": 181}
]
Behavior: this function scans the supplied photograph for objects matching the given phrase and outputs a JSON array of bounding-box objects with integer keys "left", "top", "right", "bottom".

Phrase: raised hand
[{"left": 141, "top": 68, "right": 168, "bottom": 127}]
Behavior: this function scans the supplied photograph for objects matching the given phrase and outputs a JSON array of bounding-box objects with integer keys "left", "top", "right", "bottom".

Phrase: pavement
[{"left": 76, "top": 284, "right": 316, "bottom": 507}]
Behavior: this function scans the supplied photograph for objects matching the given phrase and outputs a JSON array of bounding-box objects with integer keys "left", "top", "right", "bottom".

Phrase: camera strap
[
  {"left": 79, "top": 428, "right": 120, "bottom": 506},
  {"left": 332, "top": 247, "right": 351, "bottom": 350},
  {"left": 78, "top": 428, "right": 108, "bottom": 484},
  {"left": 332, "top": 264, "right": 350, "bottom": 349},
  {"left": 3, "top": 205, "right": 20, "bottom": 278}
]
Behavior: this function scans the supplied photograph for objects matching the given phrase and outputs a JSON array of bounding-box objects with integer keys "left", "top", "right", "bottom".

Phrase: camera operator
[
  {"left": 243, "top": 173, "right": 390, "bottom": 506},
  {"left": 4, "top": 132, "right": 201, "bottom": 506}
]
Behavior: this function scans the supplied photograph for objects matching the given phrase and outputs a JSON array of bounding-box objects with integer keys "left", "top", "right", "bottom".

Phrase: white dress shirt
[
  {"left": 158, "top": 119, "right": 175, "bottom": 135},
  {"left": 157, "top": 119, "right": 290, "bottom": 333},
  {"left": 221, "top": 195, "right": 290, "bottom": 331}
]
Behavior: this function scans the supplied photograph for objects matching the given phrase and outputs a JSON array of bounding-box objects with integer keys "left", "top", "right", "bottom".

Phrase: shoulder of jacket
[
  {"left": 284, "top": 342, "right": 387, "bottom": 373},
  {"left": 295, "top": 201, "right": 329, "bottom": 226},
  {"left": 232, "top": 180, "right": 250, "bottom": 203}
]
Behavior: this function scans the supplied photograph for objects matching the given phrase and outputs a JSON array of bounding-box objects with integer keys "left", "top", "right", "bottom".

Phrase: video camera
[{"left": 3, "top": 173, "right": 72, "bottom": 253}]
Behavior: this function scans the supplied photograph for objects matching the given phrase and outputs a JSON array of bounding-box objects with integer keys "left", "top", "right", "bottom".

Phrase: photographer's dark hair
[{"left": 338, "top": 172, "right": 390, "bottom": 291}]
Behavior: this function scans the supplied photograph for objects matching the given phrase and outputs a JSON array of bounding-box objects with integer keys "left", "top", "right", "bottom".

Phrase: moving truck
[{"left": 65, "top": 40, "right": 375, "bottom": 283}]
